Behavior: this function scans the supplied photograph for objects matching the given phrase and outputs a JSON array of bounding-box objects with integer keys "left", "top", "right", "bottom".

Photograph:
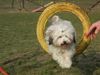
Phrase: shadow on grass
[
  {"left": 2, "top": 51, "right": 100, "bottom": 75},
  {"left": 73, "top": 52, "right": 100, "bottom": 75}
]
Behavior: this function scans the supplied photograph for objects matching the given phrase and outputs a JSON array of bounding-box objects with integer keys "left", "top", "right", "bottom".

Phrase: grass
[
  {"left": 0, "top": 12, "right": 100, "bottom": 75},
  {"left": 0, "top": 0, "right": 100, "bottom": 75}
]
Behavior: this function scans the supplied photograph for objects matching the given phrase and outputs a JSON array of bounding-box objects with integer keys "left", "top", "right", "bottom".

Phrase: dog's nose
[{"left": 63, "top": 41, "right": 67, "bottom": 44}]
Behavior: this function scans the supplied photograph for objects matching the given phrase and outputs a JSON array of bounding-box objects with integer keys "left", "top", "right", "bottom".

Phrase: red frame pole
[{"left": 0, "top": 67, "right": 9, "bottom": 75}]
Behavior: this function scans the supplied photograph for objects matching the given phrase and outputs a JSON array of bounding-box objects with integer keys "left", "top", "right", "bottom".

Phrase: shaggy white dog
[{"left": 45, "top": 15, "right": 76, "bottom": 68}]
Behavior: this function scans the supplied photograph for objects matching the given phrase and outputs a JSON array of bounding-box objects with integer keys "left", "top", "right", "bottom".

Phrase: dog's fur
[{"left": 45, "top": 15, "right": 76, "bottom": 68}]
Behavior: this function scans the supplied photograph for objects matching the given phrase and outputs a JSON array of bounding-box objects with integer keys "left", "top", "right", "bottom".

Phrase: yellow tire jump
[{"left": 37, "top": 2, "right": 91, "bottom": 55}]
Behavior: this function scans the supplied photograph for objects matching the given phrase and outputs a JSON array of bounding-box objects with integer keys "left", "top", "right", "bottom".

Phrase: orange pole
[{"left": 0, "top": 67, "right": 9, "bottom": 75}]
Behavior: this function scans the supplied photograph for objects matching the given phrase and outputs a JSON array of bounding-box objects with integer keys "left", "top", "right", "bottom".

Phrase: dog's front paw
[{"left": 59, "top": 58, "right": 72, "bottom": 69}]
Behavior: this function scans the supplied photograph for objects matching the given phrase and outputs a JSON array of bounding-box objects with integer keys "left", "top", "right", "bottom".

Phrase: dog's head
[
  {"left": 45, "top": 15, "right": 76, "bottom": 48},
  {"left": 48, "top": 29, "right": 76, "bottom": 48}
]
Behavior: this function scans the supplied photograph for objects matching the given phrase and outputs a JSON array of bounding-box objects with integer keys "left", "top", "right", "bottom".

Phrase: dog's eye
[
  {"left": 65, "top": 35, "right": 68, "bottom": 38},
  {"left": 58, "top": 36, "right": 62, "bottom": 38}
]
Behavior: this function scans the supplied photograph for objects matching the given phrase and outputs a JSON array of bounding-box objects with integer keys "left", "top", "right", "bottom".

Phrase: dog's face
[
  {"left": 45, "top": 15, "right": 76, "bottom": 49},
  {"left": 49, "top": 29, "right": 75, "bottom": 48},
  {"left": 54, "top": 30, "right": 73, "bottom": 48}
]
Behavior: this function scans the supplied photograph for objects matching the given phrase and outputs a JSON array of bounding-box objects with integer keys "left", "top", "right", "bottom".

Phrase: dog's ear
[
  {"left": 73, "top": 33, "right": 76, "bottom": 43},
  {"left": 49, "top": 37, "right": 53, "bottom": 45},
  {"left": 45, "top": 28, "right": 53, "bottom": 45},
  {"left": 73, "top": 35, "right": 76, "bottom": 43}
]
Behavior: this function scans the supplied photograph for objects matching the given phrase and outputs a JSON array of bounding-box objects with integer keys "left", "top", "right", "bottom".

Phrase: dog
[{"left": 45, "top": 15, "right": 76, "bottom": 68}]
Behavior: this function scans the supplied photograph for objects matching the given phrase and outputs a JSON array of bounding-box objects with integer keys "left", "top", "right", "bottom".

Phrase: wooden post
[{"left": 11, "top": 0, "right": 15, "bottom": 8}]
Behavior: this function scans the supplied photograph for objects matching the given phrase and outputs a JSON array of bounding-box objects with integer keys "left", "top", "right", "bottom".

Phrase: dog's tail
[{"left": 51, "top": 15, "right": 60, "bottom": 23}]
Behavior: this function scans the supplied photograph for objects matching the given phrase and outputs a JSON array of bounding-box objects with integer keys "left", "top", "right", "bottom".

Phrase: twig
[
  {"left": 89, "top": 0, "right": 100, "bottom": 11},
  {"left": 1, "top": 51, "right": 33, "bottom": 65},
  {"left": 32, "top": 1, "right": 54, "bottom": 12}
]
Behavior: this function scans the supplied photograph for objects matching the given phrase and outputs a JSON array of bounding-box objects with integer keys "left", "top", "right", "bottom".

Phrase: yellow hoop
[{"left": 37, "top": 2, "right": 91, "bottom": 55}]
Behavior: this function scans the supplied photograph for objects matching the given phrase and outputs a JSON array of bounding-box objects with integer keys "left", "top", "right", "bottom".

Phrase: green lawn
[{"left": 0, "top": 12, "right": 100, "bottom": 75}]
